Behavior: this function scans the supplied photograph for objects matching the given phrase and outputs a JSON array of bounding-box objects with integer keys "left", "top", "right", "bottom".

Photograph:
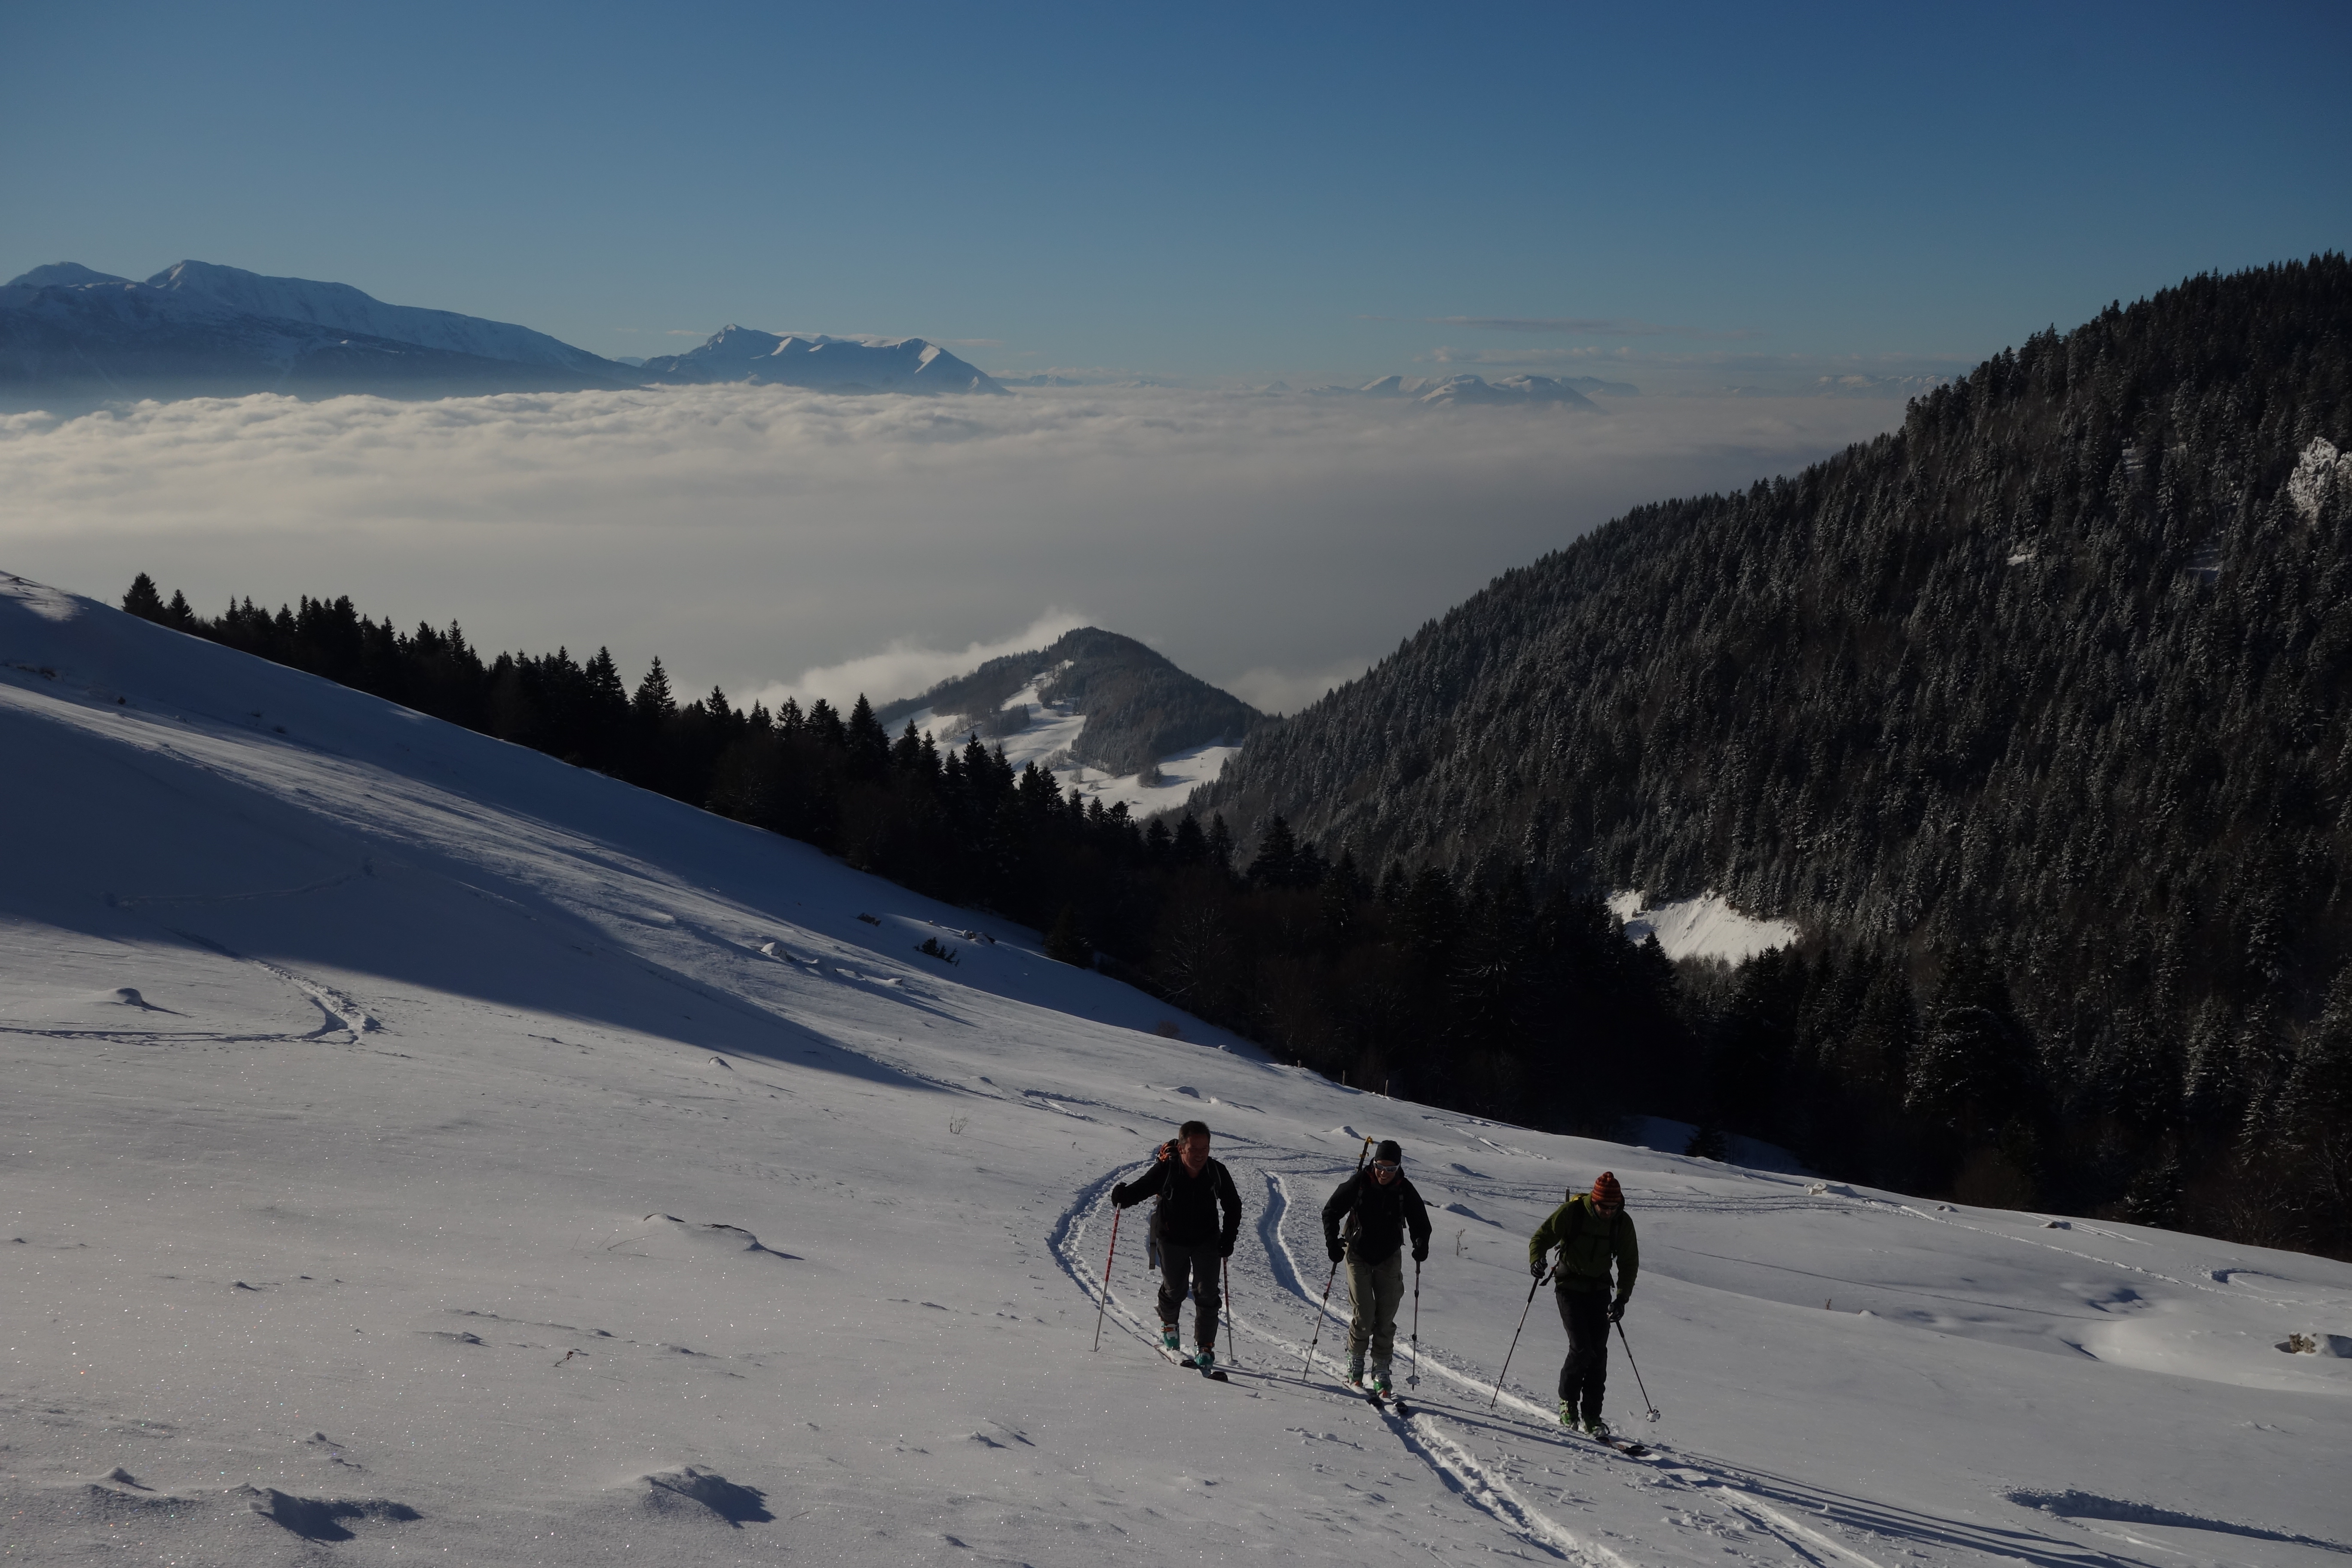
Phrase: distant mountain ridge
[
  {"left": 1313, "top": 373, "right": 1603, "bottom": 407},
  {"left": 144, "top": 260, "right": 614, "bottom": 373},
  {"left": 0, "top": 269, "right": 618, "bottom": 405},
  {"left": 643, "top": 326, "right": 1004, "bottom": 395},
  {"left": 0, "top": 260, "right": 1007, "bottom": 407},
  {"left": 878, "top": 628, "right": 1262, "bottom": 778}
]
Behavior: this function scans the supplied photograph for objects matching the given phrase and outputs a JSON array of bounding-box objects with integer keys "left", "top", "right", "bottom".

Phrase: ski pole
[
  {"left": 1614, "top": 1318, "right": 1660, "bottom": 1420},
  {"left": 1489, "top": 1262, "right": 1550, "bottom": 1409},
  {"left": 1302, "top": 1136, "right": 1375, "bottom": 1375},
  {"left": 1091, "top": 1203, "right": 1124, "bottom": 1353},
  {"left": 1222, "top": 1253, "right": 1237, "bottom": 1367},
  {"left": 1407, "top": 1255, "right": 1422, "bottom": 1389}
]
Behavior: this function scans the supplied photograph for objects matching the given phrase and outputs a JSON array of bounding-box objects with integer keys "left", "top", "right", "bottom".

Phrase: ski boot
[
  {"left": 1371, "top": 1369, "right": 1393, "bottom": 1398},
  {"left": 1194, "top": 1346, "right": 1215, "bottom": 1372},
  {"left": 1558, "top": 1400, "right": 1576, "bottom": 1427},
  {"left": 1161, "top": 1326, "right": 1182, "bottom": 1355},
  {"left": 1585, "top": 1416, "right": 1611, "bottom": 1440},
  {"left": 1344, "top": 1351, "right": 1365, "bottom": 1386}
]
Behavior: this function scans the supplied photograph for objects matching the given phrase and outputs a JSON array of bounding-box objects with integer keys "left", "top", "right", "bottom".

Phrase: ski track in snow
[
  {"left": 1049, "top": 1161, "right": 1935, "bottom": 1568},
  {"left": 1044, "top": 1147, "right": 2287, "bottom": 1568}
]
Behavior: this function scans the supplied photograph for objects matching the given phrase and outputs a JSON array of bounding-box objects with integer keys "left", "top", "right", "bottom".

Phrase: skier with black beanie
[
  {"left": 1112, "top": 1120, "right": 1242, "bottom": 1369},
  {"left": 1320, "top": 1139, "right": 1432, "bottom": 1396}
]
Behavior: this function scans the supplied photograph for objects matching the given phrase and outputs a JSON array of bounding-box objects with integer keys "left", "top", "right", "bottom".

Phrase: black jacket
[
  {"left": 1119, "top": 1148, "right": 1243, "bottom": 1253},
  {"left": 1322, "top": 1169, "right": 1433, "bottom": 1266}
]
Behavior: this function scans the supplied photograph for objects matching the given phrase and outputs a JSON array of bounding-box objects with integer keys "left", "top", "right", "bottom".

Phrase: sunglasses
[{"left": 1369, "top": 1160, "right": 1400, "bottom": 1174}]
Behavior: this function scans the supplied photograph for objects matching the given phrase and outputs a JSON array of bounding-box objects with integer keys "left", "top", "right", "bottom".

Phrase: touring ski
[{"left": 1159, "top": 1344, "right": 1229, "bottom": 1381}]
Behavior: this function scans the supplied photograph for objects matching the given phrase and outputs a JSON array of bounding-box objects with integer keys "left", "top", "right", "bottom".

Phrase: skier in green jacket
[{"left": 1527, "top": 1170, "right": 1638, "bottom": 1436}]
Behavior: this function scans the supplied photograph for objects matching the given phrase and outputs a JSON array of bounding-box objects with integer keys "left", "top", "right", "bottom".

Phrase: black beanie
[{"left": 1375, "top": 1139, "right": 1402, "bottom": 1163}]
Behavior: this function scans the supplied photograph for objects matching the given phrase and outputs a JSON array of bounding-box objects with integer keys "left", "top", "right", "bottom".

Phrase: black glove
[
  {"left": 1412, "top": 1240, "right": 1429, "bottom": 1264},
  {"left": 1608, "top": 1299, "right": 1626, "bottom": 1324},
  {"left": 1328, "top": 1238, "right": 1346, "bottom": 1265},
  {"left": 1531, "top": 1256, "right": 1547, "bottom": 1280},
  {"left": 1220, "top": 1235, "right": 1236, "bottom": 1259},
  {"left": 1111, "top": 1182, "right": 1130, "bottom": 1207}
]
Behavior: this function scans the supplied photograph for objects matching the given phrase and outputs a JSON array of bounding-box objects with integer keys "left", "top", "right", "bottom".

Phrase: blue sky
[{"left": 6, "top": 1, "right": 2346, "bottom": 386}]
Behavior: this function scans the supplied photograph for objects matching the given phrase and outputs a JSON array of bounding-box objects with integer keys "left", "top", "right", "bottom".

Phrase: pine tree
[
  {"left": 807, "top": 698, "right": 846, "bottom": 751},
  {"left": 1046, "top": 904, "right": 1092, "bottom": 967},
  {"left": 845, "top": 695, "right": 890, "bottom": 780},
  {"left": 1247, "top": 815, "right": 1300, "bottom": 888},
  {"left": 633, "top": 658, "right": 676, "bottom": 720},
  {"left": 1206, "top": 814, "right": 1235, "bottom": 876},
  {"left": 121, "top": 573, "right": 164, "bottom": 620},
  {"left": 891, "top": 720, "right": 925, "bottom": 775}
]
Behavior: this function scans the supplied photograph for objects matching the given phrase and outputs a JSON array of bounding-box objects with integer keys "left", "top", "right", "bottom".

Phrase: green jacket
[{"left": 1529, "top": 1194, "right": 1638, "bottom": 1301}]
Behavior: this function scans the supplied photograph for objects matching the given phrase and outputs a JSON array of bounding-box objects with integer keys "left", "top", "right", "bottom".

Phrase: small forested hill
[
  {"left": 1198, "top": 256, "right": 2352, "bottom": 1249},
  {"left": 879, "top": 627, "right": 1264, "bottom": 776}
]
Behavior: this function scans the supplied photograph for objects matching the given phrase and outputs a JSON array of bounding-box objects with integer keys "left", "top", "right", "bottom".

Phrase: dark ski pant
[
  {"left": 1556, "top": 1288, "right": 1609, "bottom": 1421},
  {"left": 1157, "top": 1240, "right": 1222, "bottom": 1349}
]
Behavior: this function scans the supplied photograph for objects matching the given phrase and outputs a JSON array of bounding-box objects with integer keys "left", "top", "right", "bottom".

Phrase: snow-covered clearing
[
  {"left": 900, "top": 677, "right": 1239, "bottom": 818},
  {"left": 3, "top": 571, "right": 2348, "bottom": 1566},
  {"left": 1609, "top": 891, "right": 1801, "bottom": 963}
]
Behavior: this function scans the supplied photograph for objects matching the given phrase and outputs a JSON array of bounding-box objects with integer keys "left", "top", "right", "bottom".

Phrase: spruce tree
[
  {"left": 1247, "top": 815, "right": 1300, "bottom": 888},
  {"left": 121, "top": 573, "right": 164, "bottom": 620},
  {"left": 845, "top": 695, "right": 890, "bottom": 780},
  {"left": 633, "top": 658, "right": 676, "bottom": 720},
  {"left": 1046, "top": 904, "right": 1092, "bottom": 967},
  {"left": 1206, "top": 814, "right": 1235, "bottom": 876}
]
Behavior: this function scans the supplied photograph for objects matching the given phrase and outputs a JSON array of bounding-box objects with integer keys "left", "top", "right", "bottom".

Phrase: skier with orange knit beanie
[{"left": 1526, "top": 1171, "right": 1639, "bottom": 1435}]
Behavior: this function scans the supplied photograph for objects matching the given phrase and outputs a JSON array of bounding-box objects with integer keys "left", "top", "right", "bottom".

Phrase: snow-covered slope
[
  {"left": 902, "top": 677, "right": 1243, "bottom": 817},
  {"left": 144, "top": 260, "right": 617, "bottom": 374},
  {"left": 1607, "top": 891, "right": 1800, "bottom": 964},
  {"left": 3, "top": 571, "right": 2348, "bottom": 1567},
  {"left": 644, "top": 326, "right": 1006, "bottom": 394}
]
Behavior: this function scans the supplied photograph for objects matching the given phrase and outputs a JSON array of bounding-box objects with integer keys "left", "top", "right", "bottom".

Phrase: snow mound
[
  {"left": 239, "top": 1485, "right": 422, "bottom": 1542},
  {"left": 637, "top": 1467, "right": 773, "bottom": 1525},
  {"left": 1608, "top": 888, "right": 1798, "bottom": 962}
]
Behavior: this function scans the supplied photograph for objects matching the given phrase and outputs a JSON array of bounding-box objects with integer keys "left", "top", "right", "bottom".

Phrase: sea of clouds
[{"left": 0, "top": 383, "right": 1902, "bottom": 717}]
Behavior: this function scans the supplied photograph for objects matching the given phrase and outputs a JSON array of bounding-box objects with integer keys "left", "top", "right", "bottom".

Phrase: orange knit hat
[{"left": 1591, "top": 1171, "right": 1624, "bottom": 1207}]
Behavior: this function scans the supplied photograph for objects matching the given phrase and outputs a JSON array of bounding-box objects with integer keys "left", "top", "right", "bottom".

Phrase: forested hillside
[{"left": 1197, "top": 257, "right": 2352, "bottom": 1253}]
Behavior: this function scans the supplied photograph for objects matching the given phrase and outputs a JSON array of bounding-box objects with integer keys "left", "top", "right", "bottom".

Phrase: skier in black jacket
[
  {"left": 1320, "top": 1139, "right": 1432, "bottom": 1395},
  {"left": 1112, "top": 1119, "right": 1243, "bottom": 1369}
]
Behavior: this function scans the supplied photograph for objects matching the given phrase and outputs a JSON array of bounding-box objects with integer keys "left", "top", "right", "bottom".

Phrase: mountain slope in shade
[
  {"left": 1190, "top": 256, "right": 2352, "bottom": 1243},
  {"left": 144, "top": 259, "right": 617, "bottom": 374},
  {"left": 643, "top": 325, "right": 1006, "bottom": 394},
  {"left": 0, "top": 569, "right": 2345, "bottom": 1566},
  {"left": 0, "top": 275, "right": 631, "bottom": 406},
  {"left": 7, "top": 261, "right": 132, "bottom": 288}
]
